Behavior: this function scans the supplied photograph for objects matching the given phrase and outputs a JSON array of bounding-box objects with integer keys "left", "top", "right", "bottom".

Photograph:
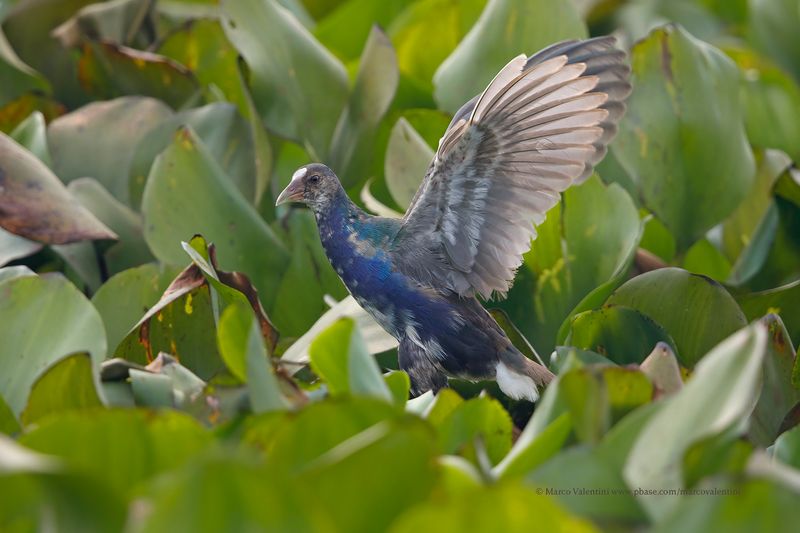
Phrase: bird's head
[{"left": 276, "top": 163, "right": 341, "bottom": 212}]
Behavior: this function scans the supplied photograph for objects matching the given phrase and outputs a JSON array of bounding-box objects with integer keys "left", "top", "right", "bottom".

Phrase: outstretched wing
[{"left": 391, "top": 36, "right": 631, "bottom": 299}]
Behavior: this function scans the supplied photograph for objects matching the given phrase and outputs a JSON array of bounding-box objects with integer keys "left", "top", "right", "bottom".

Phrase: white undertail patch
[{"left": 496, "top": 361, "right": 540, "bottom": 402}]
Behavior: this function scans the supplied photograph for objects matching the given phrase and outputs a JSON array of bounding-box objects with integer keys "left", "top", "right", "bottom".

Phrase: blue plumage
[{"left": 277, "top": 36, "right": 631, "bottom": 400}]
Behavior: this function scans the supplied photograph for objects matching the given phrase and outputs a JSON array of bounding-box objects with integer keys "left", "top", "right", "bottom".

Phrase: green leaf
[
  {"left": 433, "top": 0, "right": 587, "bottom": 113},
  {"left": 310, "top": 318, "right": 393, "bottom": 402},
  {"left": 315, "top": 0, "right": 413, "bottom": 61},
  {"left": 141, "top": 127, "right": 288, "bottom": 310},
  {"left": 683, "top": 239, "right": 732, "bottom": 281},
  {"left": 639, "top": 342, "right": 684, "bottom": 398},
  {"left": 747, "top": 314, "right": 799, "bottom": 447},
  {"left": 21, "top": 353, "right": 103, "bottom": 426},
  {"left": 136, "top": 454, "right": 333, "bottom": 533},
  {"left": 748, "top": 0, "right": 800, "bottom": 81},
  {"left": 158, "top": 18, "right": 249, "bottom": 116},
  {"left": 0, "top": 274, "right": 106, "bottom": 417},
  {"left": 738, "top": 280, "right": 800, "bottom": 350},
  {"left": 389, "top": 481, "right": 596, "bottom": 533},
  {"left": 51, "top": 0, "right": 154, "bottom": 48},
  {"left": 624, "top": 322, "right": 768, "bottom": 521},
  {"left": 0, "top": 132, "right": 116, "bottom": 244},
  {"left": 432, "top": 395, "right": 513, "bottom": 465},
  {"left": 300, "top": 417, "right": 438, "bottom": 533},
  {"left": 566, "top": 305, "right": 678, "bottom": 365},
  {"left": 494, "top": 413, "right": 571, "bottom": 479},
  {"left": 77, "top": 41, "right": 199, "bottom": 109},
  {"left": 774, "top": 425, "right": 800, "bottom": 470},
  {"left": 0, "top": 227, "right": 41, "bottom": 267},
  {"left": 0, "top": 396, "right": 19, "bottom": 435},
  {"left": 10, "top": 111, "right": 50, "bottom": 166},
  {"left": 0, "top": 27, "right": 49, "bottom": 108},
  {"left": 613, "top": 24, "right": 755, "bottom": 251},
  {"left": 328, "top": 25, "right": 398, "bottom": 188},
  {"left": 19, "top": 409, "right": 210, "bottom": 498},
  {"left": 384, "top": 117, "right": 433, "bottom": 209},
  {"left": 47, "top": 96, "right": 172, "bottom": 205},
  {"left": 384, "top": 370, "right": 411, "bottom": 406},
  {"left": 607, "top": 268, "right": 748, "bottom": 367},
  {"left": 91, "top": 263, "right": 178, "bottom": 355},
  {"left": 500, "top": 176, "right": 641, "bottom": 355},
  {"left": 222, "top": 0, "right": 349, "bottom": 159}
]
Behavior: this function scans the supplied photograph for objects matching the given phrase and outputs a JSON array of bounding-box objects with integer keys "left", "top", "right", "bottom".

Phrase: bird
[{"left": 276, "top": 36, "right": 631, "bottom": 401}]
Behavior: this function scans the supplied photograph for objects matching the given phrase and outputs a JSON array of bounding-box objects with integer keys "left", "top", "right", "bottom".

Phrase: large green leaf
[
  {"left": 390, "top": 482, "right": 596, "bottom": 533},
  {"left": 384, "top": 117, "right": 432, "bottom": 209},
  {"left": 21, "top": 353, "right": 103, "bottom": 426},
  {"left": 0, "top": 274, "right": 106, "bottom": 417},
  {"left": 309, "top": 318, "right": 393, "bottom": 402},
  {"left": 221, "top": 0, "right": 349, "bottom": 159},
  {"left": 607, "top": 268, "right": 748, "bottom": 367},
  {"left": 738, "top": 280, "right": 800, "bottom": 349},
  {"left": 0, "top": 28, "right": 49, "bottom": 108},
  {"left": 0, "top": 132, "right": 116, "bottom": 244},
  {"left": 141, "top": 126, "right": 288, "bottom": 310},
  {"left": 328, "top": 26, "right": 398, "bottom": 188},
  {"left": 19, "top": 409, "right": 210, "bottom": 498},
  {"left": 624, "top": 322, "right": 767, "bottom": 521},
  {"left": 613, "top": 24, "right": 755, "bottom": 251},
  {"left": 499, "top": 176, "right": 641, "bottom": 355},
  {"left": 433, "top": 0, "right": 587, "bottom": 113}
]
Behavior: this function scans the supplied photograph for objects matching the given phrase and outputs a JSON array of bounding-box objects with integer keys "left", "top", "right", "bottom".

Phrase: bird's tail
[{"left": 496, "top": 348, "right": 555, "bottom": 403}]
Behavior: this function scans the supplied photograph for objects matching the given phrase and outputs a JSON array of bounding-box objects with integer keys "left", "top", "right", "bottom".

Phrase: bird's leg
[{"left": 398, "top": 337, "right": 447, "bottom": 398}]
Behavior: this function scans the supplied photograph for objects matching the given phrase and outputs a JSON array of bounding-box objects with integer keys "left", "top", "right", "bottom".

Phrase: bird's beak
[{"left": 276, "top": 180, "right": 304, "bottom": 206}]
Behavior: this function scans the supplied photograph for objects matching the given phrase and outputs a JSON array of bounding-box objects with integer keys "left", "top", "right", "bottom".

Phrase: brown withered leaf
[{"left": 0, "top": 132, "right": 117, "bottom": 244}]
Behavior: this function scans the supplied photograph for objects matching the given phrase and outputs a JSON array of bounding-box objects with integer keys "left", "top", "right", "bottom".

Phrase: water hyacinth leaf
[
  {"left": 21, "top": 353, "right": 103, "bottom": 426},
  {"left": 314, "top": 0, "right": 413, "bottom": 61},
  {"left": 247, "top": 319, "right": 292, "bottom": 413},
  {"left": 0, "top": 274, "right": 106, "bottom": 417},
  {"left": 607, "top": 268, "right": 748, "bottom": 367},
  {"left": 433, "top": 0, "right": 587, "bottom": 113},
  {"left": 774, "top": 425, "right": 800, "bottom": 470},
  {"left": 384, "top": 370, "right": 410, "bottom": 405},
  {"left": 272, "top": 210, "right": 346, "bottom": 337},
  {"left": 299, "top": 418, "right": 438, "bottom": 533},
  {"left": 747, "top": 314, "right": 799, "bottom": 447},
  {"left": 0, "top": 396, "right": 19, "bottom": 435},
  {"left": 19, "top": 409, "right": 210, "bottom": 498},
  {"left": 624, "top": 323, "right": 768, "bottom": 521},
  {"left": 0, "top": 133, "right": 116, "bottom": 244},
  {"left": 431, "top": 395, "right": 513, "bottom": 465},
  {"left": 748, "top": 0, "right": 800, "bottom": 81},
  {"left": 738, "top": 280, "right": 800, "bottom": 350},
  {"left": 0, "top": 28, "right": 49, "bottom": 108},
  {"left": 550, "top": 346, "right": 617, "bottom": 374},
  {"left": 0, "top": 228, "right": 41, "bottom": 267},
  {"left": 310, "top": 318, "right": 393, "bottom": 402},
  {"left": 0, "top": 265, "right": 35, "bottom": 285},
  {"left": 47, "top": 96, "right": 172, "bottom": 205},
  {"left": 10, "top": 111, "right": 50, "bottom": 166},
  {"left": 222, "top": 0, "right": 349, "bottom": 159},
  {"left": 566, "top": 306, "right": 677, "bottom": 365},
  {"left": 388, "top": 0, "right": 484, "bottom": 89},
  {"left": 682, "top": 239, "right": 732, "bottom": 281},
  {"left": 328, "top": 26, "right": 398, "bottom": 188},
  {"left": 142, "top": 127, "right": 288, "bottom": 310},
  {"left": 385, "top": 117, "right": 432, "bottom": 209},
  {"left": 137, "top": 456, "right": 332, "bottom": 533},
  {"left": 91, "top": 263, "right": 178, "bottom": 355},
  {"left": 390, "top": 482, "right": 596, "bottom": 533},
  {"left": 500, "top": 176, "right": 641, "bottom": 355},
  {"left": 494, "top": 413, "right": 571, "bottom": 479},
  {"left": 281, "top": 295, "right": 398, "bottom": 375},
  {"left": 129, "top": 102, "right": 259, "bottom": 205},
  {"left": 68, "top": 178, "right": 153, "bottom": 274},
  {"left": 157, "top": 18, "right": 248, "bottom": 115},
  {"left": 51, "top": 0, "right": 155, "bottom": 49},
  {"left": 613, "top": 25, "right": 755, "bottom": 251},
  {"left": 77, "top": 41, "right": 199, "bottom": 109},
  {"left": 729, "top": 48, "right": 800, "bottom": 162},
  {"left": 236, "top": 57, "right": 273, "bottom": 208}
]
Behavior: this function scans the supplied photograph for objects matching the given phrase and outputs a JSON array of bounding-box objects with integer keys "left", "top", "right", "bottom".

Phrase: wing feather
[{"left": 392, "top": 36, "right": 631, "bottom": 299}]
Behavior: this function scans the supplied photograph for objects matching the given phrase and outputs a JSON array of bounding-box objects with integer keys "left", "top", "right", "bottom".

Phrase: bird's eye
[{"left": 309, "top": 174, "right": 320, "bottom": 184}]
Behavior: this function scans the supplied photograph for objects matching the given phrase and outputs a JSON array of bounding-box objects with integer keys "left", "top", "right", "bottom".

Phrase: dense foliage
[{"left": 1, "top": 0, "right": 800, "bottom": 531}]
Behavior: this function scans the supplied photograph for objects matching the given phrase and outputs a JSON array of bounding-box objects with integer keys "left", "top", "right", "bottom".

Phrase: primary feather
[{"left": 393, "top": 36, "right": 631, "bottom": 299}]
